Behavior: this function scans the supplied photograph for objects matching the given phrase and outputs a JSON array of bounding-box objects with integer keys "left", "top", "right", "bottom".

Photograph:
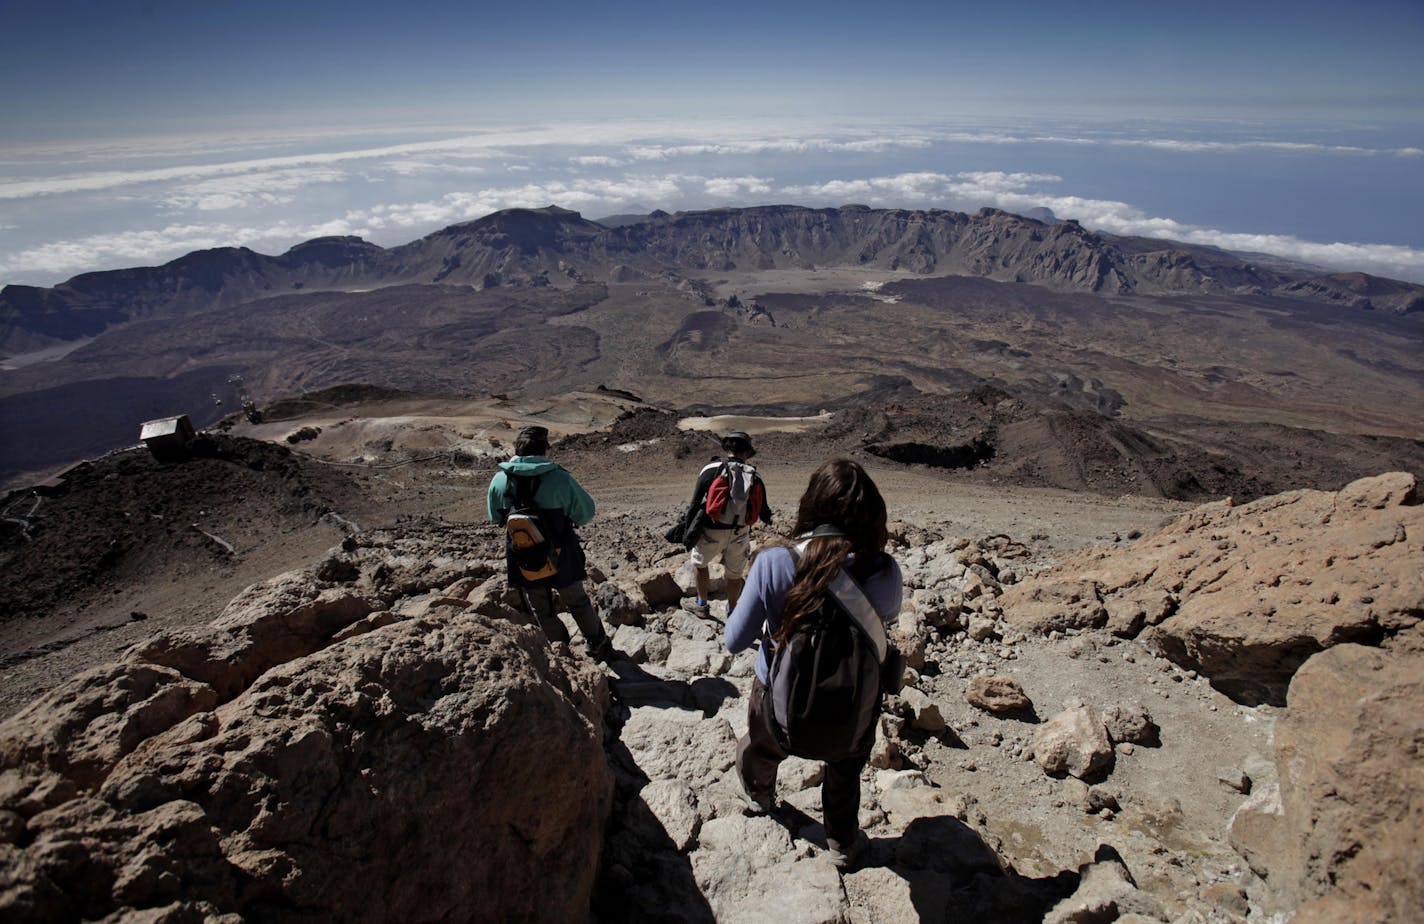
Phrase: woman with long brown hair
[{"left": 723, "top": 458, "right": 903, "bottom": 870}]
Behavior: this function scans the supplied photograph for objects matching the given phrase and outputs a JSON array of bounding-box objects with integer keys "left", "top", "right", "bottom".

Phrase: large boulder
[
  {"left": 1002, "top": 473, "right": 1422, "bottom": 704},
  {"left": 1232, "top": 640, "right": 1424, "bottom": 923},
  {"left": 1032, "top": 703, "right": 1114, "bottom": 780},
  {"left": 0, "top": 568, "right": 612, "bottom": 923}
]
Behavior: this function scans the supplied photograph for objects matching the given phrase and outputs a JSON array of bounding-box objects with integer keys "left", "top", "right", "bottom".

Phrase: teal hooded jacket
[
  {"left": 488, "top": 456, "right": 595, "bottom": 587},
  {"left": 486, "top": 457, "right": 595, "bottom": 526}
]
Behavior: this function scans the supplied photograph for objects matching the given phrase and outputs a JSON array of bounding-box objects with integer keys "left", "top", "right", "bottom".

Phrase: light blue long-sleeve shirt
[{"left": 724, "top": 545, "right": 904, "bottom": 682}]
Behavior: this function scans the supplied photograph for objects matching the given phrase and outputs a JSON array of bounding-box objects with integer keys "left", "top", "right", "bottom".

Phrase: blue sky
[{"left": 1, "top": 0, "right": 1422, "bottom": 285}]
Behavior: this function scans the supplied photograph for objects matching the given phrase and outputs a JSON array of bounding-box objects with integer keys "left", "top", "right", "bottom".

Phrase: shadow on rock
[
  {"left": 997, "top": 703, "right": 1042, "bottom": 723},
  {"left": 594, "top": 739, "right": 716, "bottom": 923},
  {"left": 860, "top": 815, "right": 1080, "bottom": 923},
  {"left": 607, "top": 660, "right": 738, "bottom": 718}
]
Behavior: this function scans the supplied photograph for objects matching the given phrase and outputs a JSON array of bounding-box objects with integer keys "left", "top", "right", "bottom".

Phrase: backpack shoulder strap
[
  {"left": 789, "top": 541, "right": 889, "bottom": 663},
  {"left": 509, "top": 473, "right": 542, "bottom": 506},
  {"left": 828, "top": 570, "right": 888, "bottom": 663}
]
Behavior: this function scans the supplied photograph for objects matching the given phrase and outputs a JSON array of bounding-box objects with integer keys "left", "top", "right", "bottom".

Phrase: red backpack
[{"left": 705, "top": 460, "right": 764, "bottom": 527}]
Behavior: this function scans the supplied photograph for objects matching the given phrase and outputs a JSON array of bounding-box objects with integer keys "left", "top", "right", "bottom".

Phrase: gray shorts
[{"left": 690, "top": 525, "right": 751, "bottom": 574}]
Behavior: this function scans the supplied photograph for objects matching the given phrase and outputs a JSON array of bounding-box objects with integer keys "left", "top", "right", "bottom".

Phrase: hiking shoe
[
  {"left": 825, "top": 831, "right": 870, "bottom": 872},
  {"left": 742, "top": 787, "right": 777, "bottom": 816},
  {"left": 588, "top": 637, "right": 619, "bottom": 663},
  {"left": 682, "top": 598, "right": 711, "bottom": 620}
]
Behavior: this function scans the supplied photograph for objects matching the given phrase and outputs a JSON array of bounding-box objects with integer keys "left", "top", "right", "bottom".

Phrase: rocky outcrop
[
  {"left": 0, "top": 542, "right": 612, "bottom": 923},
  {"left": 1231, "top": 639, "right": 1424, "bottom": 923},
  {"left": 1000, "top": 472, "right": 1423, "bottom": 704},
  {"left": 1276, "top": 271, "right": 1424, "bottom": 315}
]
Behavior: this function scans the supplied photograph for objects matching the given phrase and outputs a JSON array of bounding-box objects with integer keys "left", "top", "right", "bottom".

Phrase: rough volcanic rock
[
  {"left": 965, "top": 675, "right": 1033, "bottom": 715},
  {"left": 1232, "top": 640, "right": 1424, "bottom": 923},
  {"left": 0, "top": 564, "right": 612, "bottom": 922},
  {"left": 1100, "top": 703, "right": 1158, "bottom": 746},
  {"left": 1001, "top": 472, "right": 1422, "bottom": 704},
  {"left": 1032, "top": 703, "right": 1114, "bottom": 780},
  {"left": 1044, "top": 849, "right": 1163, "bottom": 923}
]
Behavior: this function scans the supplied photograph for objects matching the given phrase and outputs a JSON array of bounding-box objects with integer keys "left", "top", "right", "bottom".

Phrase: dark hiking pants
[
  {"left": 520, "top": 581, "right": 609, "bottom": 655},
  {"left": 737, "top": 677, "right": 869, "bottom": 850}
]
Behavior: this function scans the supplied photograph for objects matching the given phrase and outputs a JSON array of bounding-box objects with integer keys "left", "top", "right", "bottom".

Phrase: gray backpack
[{"left": 762, "top": 551, "right": 888, "bottom": 761}]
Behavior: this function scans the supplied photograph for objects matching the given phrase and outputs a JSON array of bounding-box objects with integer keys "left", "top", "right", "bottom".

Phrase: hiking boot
[
  {"left": 588, "top": 637, "right": 618, "bottom": 663},
  {"left": 825, "top": 831, "right": 870, "bottom": 872},
  {"left": 742, "top": 787, "right": 777, "bottom": 816},
  {"left": 682, "top": 597, "right": 711, "bottom": 620}
]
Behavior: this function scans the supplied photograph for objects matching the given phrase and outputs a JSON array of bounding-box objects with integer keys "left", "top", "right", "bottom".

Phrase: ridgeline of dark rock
[
  {"left": 6, "top": 205, "right": 1422, "bottom": 354},
  {"left": 0, "top": 434, "right": 360, "bottom": 625},
  {"left": 0, "top": 237, "right": 386, "bottom": 352}
]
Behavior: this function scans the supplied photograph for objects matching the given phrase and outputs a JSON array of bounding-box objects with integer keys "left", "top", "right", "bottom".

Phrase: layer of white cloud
[
  {"left": 163, "top": 167, "right": 350, "bottom": 211},
  {"left": 7, "top": 165, "right": 1419, "bottom": 285},
  {"left": 5, "top": 118, "right": 1416, "bottom": 205},
  {"left": 703, "top": 176, "right": 773, "bottom": 197},
  {"left": 381, "top": 159, "right": 488, "bottom": 177},
  {"left": 926, "top": 130, "right": 1424, "bottom": 158},
  {"left": 2, "top": 119, "right": 1420, "bottom": 285},
  {"left": 785, "top": 170, "right": 1424, "bottom": 281}
]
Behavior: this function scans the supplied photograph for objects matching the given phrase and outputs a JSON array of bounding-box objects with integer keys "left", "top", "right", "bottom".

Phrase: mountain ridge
[{"left": 5, "top": 205, "right": 1421, "bottom": 355}]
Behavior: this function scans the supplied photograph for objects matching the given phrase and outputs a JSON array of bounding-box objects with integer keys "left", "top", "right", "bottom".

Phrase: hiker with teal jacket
[{"left": 487, "top": 425, "right": 613, "bottom": 660}]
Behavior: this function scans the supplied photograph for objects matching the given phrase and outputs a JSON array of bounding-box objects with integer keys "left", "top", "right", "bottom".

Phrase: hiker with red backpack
[
  {"left": 487, "top": 425, "right": 614, "bottom": 661},
  {"left": 723, "top": 458, "right": 904, "bottom": 871},
  {"left": 675, "top": 431, "right": 773, "bottom": 620}
]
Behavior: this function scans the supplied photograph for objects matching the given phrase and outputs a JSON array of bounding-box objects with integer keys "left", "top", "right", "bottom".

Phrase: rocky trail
[{"left": 2, "top": 441, "right": 1419, "bottom": 921}]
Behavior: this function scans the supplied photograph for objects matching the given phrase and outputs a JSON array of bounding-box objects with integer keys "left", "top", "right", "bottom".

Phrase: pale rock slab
[{"left": 619, "top": 707, "right": 737, "bottom": 788}]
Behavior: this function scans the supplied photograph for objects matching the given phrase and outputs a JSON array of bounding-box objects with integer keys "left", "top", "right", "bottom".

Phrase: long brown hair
[{"left": 773, "top": 459, "right": 889, "bottom": 645}]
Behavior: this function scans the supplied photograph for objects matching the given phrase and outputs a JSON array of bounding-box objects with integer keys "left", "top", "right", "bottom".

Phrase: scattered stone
[
  {"left": 1101, "top": 703, "right": 1159, "bottom": 746},
  {"left": 869, "top": 719, "right": 903, "bottom": 771},
  {"left": 778, "top": 757, "right": 824, "bottom": 795},
  {"left": 643, "top": 633, "right": 672, "bottom": 664},
  {"left": 999, "top": 579, "right": 1107, "bottom": 634},
  {"left": 632, "top": 778, "right": 701, "bottom": 852},
  {"left": 965, "top": 674, "right": 1033, "bottom": 715},
  {"left": 635, "top": 569, "right": 683, "bottom": 608},
  {"left": 900, "top": 688, "right": 947, "bottom": 732},
  {"left": 611, "top": 625, "right": 652, "bottom": 663},
  {"left": 664, "top": 638, "right": 732, "bottom": 676},
  {"left": 596, "top": 583, "right": 644, "bottom": 627},
  {"left": 1200, "top": 882, "right": 1250, "bottom": 918},
  {"left": 1086, "top": 786, "right": 1121, "bottom": 813},
  {"left": 1033, "top": 703, "right": 1115, "bottom": 779},
  {"left": 1216, "top": 767, "right": 1251, "bottom": 794},
  {"left": 967, "top": 614, "right": 999, "bottom": 641},
  {"left": 1044, "top": 851, "right": 1164, "bottom": 924}
]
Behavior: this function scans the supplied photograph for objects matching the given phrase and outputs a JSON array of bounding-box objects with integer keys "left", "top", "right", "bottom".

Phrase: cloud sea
[{"left": 2, "top": 116, "right": 1421, "bottom": 286}]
